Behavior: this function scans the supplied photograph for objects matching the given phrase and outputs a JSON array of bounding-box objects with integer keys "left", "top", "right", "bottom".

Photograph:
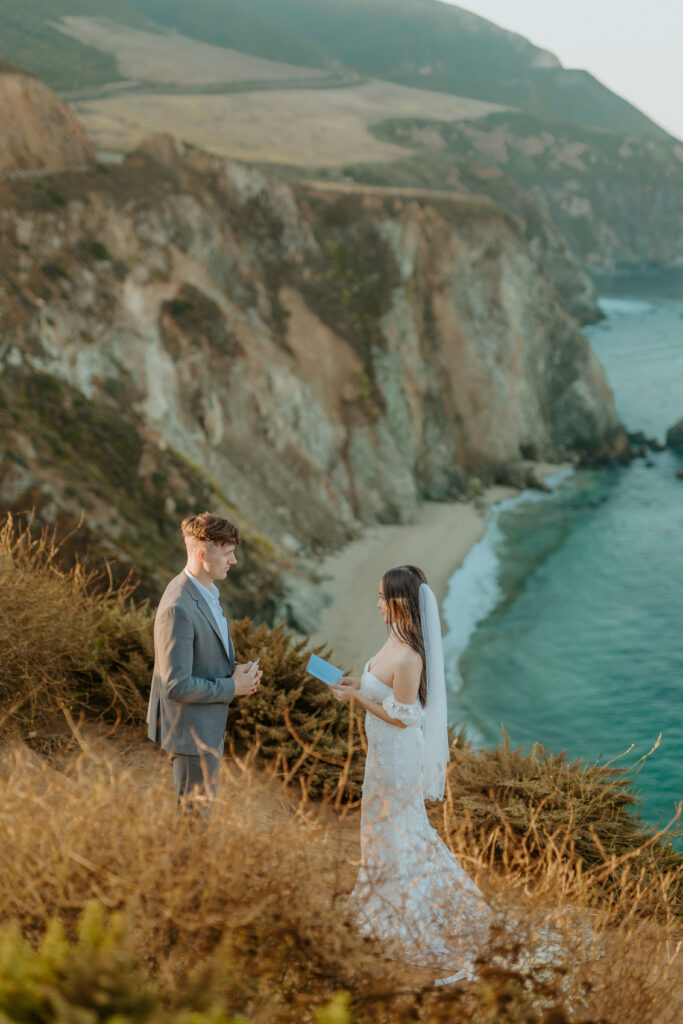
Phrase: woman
[{"left": 331, "top": 565, "right": 492, "bottom": 979}]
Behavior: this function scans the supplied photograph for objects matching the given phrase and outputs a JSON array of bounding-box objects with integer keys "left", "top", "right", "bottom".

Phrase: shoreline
[
  {"left": 310, "top": 463, "right": 570, "bottom": 671},
  {"left": 309, "top": 484, "right": 517, "bottom": 670}
]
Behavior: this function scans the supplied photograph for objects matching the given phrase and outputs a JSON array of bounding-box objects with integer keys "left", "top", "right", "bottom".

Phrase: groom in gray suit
[{"left": 147, "top": 511, "right": 261, "bottom": 810}]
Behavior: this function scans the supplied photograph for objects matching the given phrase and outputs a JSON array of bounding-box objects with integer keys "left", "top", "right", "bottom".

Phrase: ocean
[{"left": 443, "top": 271, "right": 683, "bottom": 832}]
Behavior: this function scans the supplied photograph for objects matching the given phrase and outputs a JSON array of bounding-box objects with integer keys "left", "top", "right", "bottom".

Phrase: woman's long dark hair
[{"left": 381, "top": 565, "right": 428, "bottom": 706}]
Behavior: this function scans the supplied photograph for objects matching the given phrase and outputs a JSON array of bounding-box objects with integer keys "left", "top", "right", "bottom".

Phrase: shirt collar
[{"left": 184, "top": 567, "right": 220, "bottom": 601}]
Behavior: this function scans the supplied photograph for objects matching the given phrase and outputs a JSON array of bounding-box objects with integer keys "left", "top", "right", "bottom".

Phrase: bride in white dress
[{"left": 330, "top": 564, "right": 492, "bottom": 979}]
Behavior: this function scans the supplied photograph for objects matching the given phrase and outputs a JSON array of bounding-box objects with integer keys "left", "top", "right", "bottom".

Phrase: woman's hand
[{"left": 330, "top": 680, "right": 357, "bottom": 702}]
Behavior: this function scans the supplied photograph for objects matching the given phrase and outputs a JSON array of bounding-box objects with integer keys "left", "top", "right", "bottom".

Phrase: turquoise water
[{"left": 444, "top": 272, "right": 683, "bottom": 831}]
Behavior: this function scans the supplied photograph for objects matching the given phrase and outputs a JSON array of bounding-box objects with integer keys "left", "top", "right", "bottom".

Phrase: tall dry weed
[
  {"left": 0, "top": 731, "right": 680, "bottom": 1023},
  {"left": 1, "top": 513, "right": 681, "bottom": 1020},
  {"left": 0, "top": 515, "right": 152, "bottom": 733},
  {"left": 437, "top": 730, "right": 683, "bottom": 920}
]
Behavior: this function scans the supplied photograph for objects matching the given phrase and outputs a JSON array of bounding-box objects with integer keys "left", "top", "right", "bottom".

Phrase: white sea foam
[
  {"left": 598, "top": 297, "right": 654, "bottom": 316},
  {"left": 442, "top": 469, "right": 573, "bottom": 694}
]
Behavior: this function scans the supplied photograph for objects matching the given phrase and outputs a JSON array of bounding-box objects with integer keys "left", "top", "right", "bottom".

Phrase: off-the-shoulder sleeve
[{"left": 381, "top": 694, "right": 424, "bottom": 727}]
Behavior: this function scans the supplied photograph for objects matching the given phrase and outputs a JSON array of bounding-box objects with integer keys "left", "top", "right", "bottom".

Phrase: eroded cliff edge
[
  {"left": 0, "top": 63, "right": 96, "bottom": 175},
  {"left": 0, "top": 135, "right": 626, "bottom": 624}
]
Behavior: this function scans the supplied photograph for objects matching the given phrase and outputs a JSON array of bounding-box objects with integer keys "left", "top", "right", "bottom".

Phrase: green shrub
[
  {"left": 0, "top": 902, "right": 252, "bottom": 1023},
  {"left": 40, "top": 262, "right": 69, "bottom": 281},
  {"left": 229, "top": 618, "right": 365, "bottom": 802},
  {"left": 0, "top": 902, "right": 154, "bottom": 1023}
]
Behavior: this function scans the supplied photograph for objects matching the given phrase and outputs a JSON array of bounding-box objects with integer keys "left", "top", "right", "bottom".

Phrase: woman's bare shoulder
[{"left": 388, "top": 642, "right": 423, "bottom": 671}]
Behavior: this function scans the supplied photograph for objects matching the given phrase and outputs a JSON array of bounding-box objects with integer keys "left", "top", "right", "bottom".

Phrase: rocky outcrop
[
  {"left": 332, "top": 153, "right": 603, "bottom": 323},
  {"left": 0, "top": 67, "right": 96, "bottom": 175},
  {"left": 371, "top": 113, "right": 683, "bottom": 275},
  {"left": 0, "top": 135, "right": 626, "bottom": 621},
  {"left": 666, "top": 418, "right": 683, "bottom": 449}
]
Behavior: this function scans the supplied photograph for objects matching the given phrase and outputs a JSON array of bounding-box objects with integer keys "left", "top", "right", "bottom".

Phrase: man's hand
[{"left": 233, "top": 660, "right": 262, "bottom": 697}]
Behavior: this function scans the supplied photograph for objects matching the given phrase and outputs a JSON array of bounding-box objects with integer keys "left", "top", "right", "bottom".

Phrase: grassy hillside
[
  {"left": 131, "top": 0, "right": 326, "bottom": 69},
  {"left": 0, "top": 0, "right": 148, "bottom": 90},
  {"left": 375, "top": 109, "right": 683, "bottom": 186},
  {"left": 2, "top": 0, "right": 669, "bottom": 138},
  {"left": 129, "top": 0, "right": 671, "bottom": 140},
  {"left": 0, "top": 517, "right": 680, "bottom": 1020}
]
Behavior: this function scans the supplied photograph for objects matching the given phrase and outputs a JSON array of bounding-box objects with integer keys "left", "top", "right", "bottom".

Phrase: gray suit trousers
[{"left": 171, "top": 745, "right": 222, "bottom": 812}]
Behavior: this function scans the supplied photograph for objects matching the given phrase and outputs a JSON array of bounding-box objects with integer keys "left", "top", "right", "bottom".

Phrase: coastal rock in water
[
  {"left": 0, "top": 133, "right": 626, "bottom": 616},
  {"left": 666, "top": 418, "right": 683, "bottom": 450}
]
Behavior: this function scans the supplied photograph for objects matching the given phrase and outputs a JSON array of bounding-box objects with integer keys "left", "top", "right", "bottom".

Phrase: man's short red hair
[{"left": 181, "top": 512, "right": 241, "bottom": 546}]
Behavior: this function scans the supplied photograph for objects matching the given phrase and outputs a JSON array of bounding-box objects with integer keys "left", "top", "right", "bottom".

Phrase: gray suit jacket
[{"left": 147, "top": 572, "right": 236, "bottom": 756}]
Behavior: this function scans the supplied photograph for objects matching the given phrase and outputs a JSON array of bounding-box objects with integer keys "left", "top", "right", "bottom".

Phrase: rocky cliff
[
  {"left": 369, "top": 112, "right": 683, "bottom": 274},
  {"left": 0, "top": 134, "right": 626, "bottom": 625},
  {"left": 0, "top": 64, "right": 96, "bottom": 175},
  {"left": 314, "top": 151, "right": 603, "bottom": 325}
]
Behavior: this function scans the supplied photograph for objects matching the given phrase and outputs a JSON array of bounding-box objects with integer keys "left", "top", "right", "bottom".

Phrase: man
[{"left": 147, "top": 511, "right": 261, "bottom": 809}]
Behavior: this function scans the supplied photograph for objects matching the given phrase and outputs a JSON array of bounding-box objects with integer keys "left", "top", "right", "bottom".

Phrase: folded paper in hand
[{"left": 306, "top": 653, "right": 344, "bottom": 686}]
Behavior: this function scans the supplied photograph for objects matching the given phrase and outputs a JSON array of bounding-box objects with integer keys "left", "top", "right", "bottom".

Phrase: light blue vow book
[{"left": 306, "top": 653, "right": 343, "bottom": 685}]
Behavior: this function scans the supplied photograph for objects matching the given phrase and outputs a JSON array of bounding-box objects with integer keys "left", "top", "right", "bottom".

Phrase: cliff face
[
  {"left": 0, "top": 70, "right": 96, "bottom": 175},
  {"left": 372, "top": 113, "right": 683, "bottom": 274},
  {"left": 0, "top": 135, "right": 625, "bottom": 624},
  {"left": 321, "top": 153, "right": 604, "bottom": 324}
]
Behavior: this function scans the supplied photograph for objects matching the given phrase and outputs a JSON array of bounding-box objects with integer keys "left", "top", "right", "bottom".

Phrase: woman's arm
[
  {"left": 331, "top": 658, "right": 422, "bottom": 728},
  {"left": 330, "top": 683, "right": 407, "bottom": 728}
]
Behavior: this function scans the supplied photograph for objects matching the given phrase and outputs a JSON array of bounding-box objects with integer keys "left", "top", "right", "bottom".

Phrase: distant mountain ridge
[
  {"left": 0, "top": 0, "right": 671, "bottom": 140},
  {"left": 128, "top": 0, "right": 670, "bottom": 140}
]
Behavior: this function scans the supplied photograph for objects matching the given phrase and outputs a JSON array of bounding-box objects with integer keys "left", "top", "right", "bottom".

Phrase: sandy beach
[{"left": 309, "top": 484, "right": 517, "bottom": 670}]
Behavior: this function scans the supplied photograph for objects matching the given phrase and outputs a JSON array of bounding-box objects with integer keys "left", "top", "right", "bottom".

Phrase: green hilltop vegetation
[
  {"left": 129, "top": 0, "right": 670, "bottom": 139},
  {"left": 0, "top": 0, "right": 147, "bottom": 90},
  {"left": 0, "top": 0, "right": 672, "bottom": 140},
  {"left": 131, "top": 0, "right": 327, "bottom": 69},
  {"left": 0, "top": 56, "right": 33, "bottom": 76}
]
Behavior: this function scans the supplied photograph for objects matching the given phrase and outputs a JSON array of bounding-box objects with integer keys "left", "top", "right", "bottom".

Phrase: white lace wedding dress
[{"left": 348, "top": 662, "right": 493, "bottom": 977}]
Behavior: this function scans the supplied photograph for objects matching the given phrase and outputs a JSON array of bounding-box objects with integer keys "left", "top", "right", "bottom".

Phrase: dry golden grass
[
  {"left": 0, "top": 731, "right": 680, "bottom": 1023},
  {"left": 70, "top": 80, "right": 505, "bottom": 167},
  {"left": 1, "top": 512, "right": 682, "bottom": 1020},
  {"left": 0, "top": 515, "right": 152, "bottom": 734},
  {"left": 1, "top": 512, "right": 681, "bottom": 913},
  {"left": 438, "top": 731, "right": 683, "bottom": 921}
]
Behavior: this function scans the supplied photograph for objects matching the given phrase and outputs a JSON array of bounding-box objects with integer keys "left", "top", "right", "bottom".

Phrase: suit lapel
[{"left": 180, "top": 575, "right": 233, "bottom": 661}]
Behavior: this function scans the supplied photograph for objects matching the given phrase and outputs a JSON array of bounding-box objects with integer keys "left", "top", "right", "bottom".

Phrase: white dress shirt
[{"left": 183, "top": 567, "right": 231, "bottom": 656}]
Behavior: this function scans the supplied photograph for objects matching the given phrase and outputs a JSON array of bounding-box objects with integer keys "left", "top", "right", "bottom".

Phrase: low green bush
[
  {"left": 229, "top": 618, "right": 365, "bottom": 801},
  {"left": 0, "top": 902, "right": 263, "bottom": 1024}
]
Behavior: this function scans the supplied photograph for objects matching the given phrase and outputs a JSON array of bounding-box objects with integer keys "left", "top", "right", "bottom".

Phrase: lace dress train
[{"left": 348, "top": 666, "right": 492, "bottom": 976}]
